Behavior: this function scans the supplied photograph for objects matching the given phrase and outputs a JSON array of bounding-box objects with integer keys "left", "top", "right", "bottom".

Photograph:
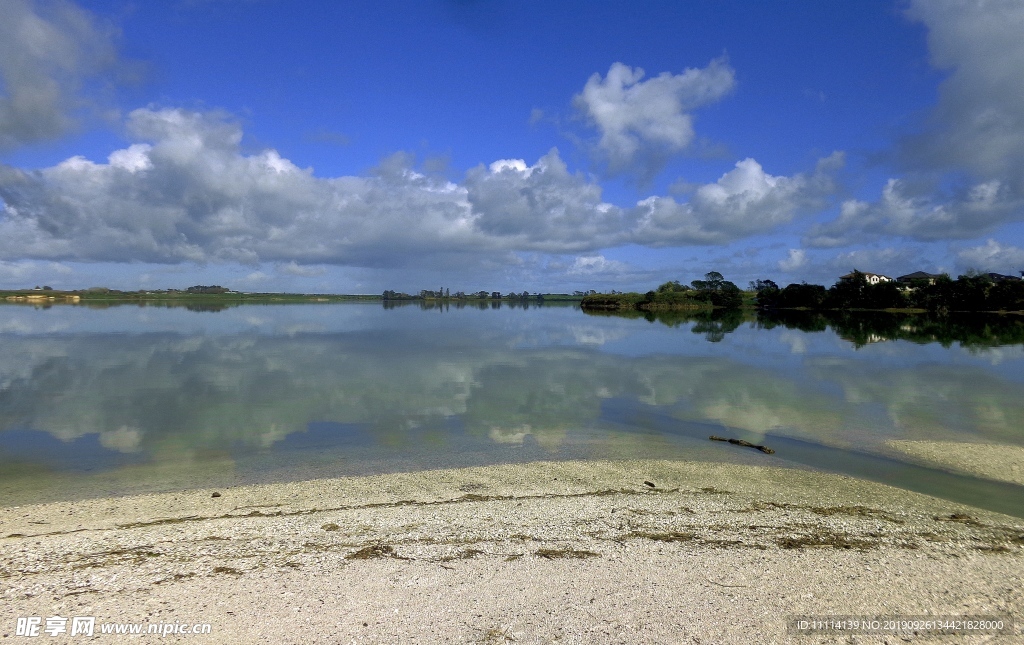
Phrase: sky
[{"left": 1, "top": 0, "right": 1023, "bottom": 294}]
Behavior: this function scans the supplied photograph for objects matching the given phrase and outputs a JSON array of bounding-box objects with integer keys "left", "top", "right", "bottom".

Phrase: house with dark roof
[
  {"left": 984, "top": 272, "right": 1022, "bottom": 282},
  {"left": 896, "top": 271, "right": 944, "bottom": 286}
]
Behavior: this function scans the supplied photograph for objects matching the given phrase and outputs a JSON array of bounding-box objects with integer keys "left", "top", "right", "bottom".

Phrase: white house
[{"left": 839, "top": 271, "right": 894, "bottom": 285}]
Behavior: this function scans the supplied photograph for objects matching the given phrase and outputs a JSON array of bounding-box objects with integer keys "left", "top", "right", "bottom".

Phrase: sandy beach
[
  {"left": 886, "top": 441, "right": 1024, "bottom": 487},
  {"left": 2, "top": 459, "right": 1022, "bottom": 644}
]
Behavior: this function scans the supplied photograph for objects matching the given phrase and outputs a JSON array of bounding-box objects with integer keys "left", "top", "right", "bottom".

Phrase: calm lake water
[{"left": 1, "top": 302, "right": 1022, "bottom": 516}]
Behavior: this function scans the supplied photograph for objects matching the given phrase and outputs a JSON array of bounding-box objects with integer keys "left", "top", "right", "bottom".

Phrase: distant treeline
[
  {"left": 184, "top": 285, "right": 229, "bottom": 294},
  {"left": 80, "top": 285, "right": 230, "bottom": 294},
  {"left": 581, "top": 271, "right": 746, "bottom": 312},
  {"left": 751, "top": 271, "right": 1024, "bottom": 313}
]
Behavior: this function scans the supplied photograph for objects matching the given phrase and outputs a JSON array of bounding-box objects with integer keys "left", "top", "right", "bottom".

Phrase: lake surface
[{"left": 1, "top": 302, "right": 1023, "bottom": 516}]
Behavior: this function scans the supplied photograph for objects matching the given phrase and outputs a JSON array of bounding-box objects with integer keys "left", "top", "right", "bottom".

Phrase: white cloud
[
  {"left": 0, "top": 260, "right": 39, "bottom": 281},
  {"left": 574, "top": 58, "right": 735, "bottom": 176},
  {"left": 778, "top": 249, "right": 807, "bottom": 272},
  {"left": 630, "top": 153, "right": 842, "bottom": 245},
  {"left": 566, "top": 255, "right": 628, "bottom": 276},
  {"left": 904, "top": 0, "right": 1024, "bottom": 184},
  {"left": 0, "top": 107, "right": 843, "bottom": 273},
  {"left": 956, "top": 239, "right": 1024, "bottom": 272},
  {"left": 0, "top": 259, "right": 73, "bottom": 288},
  {"left": 0, "top": 0, "right": 122, "bottom": 150},
  {"left": 465, "top": 149, "right": 624, "bottom": 251},
  {"left": 107, "top": 143, "right": 152, "bottom": 172},
  {"left": 0, "top": 107, "right": 487, "bottom": 265},
  {"left": 277, "top": 261, "right": 326, "bottom": 277},
  {"left": 808, "top": 2, "right": 1024, "bottom": 249},
  {"left": 806, "top": 177, "right": 1021, "bottom": 246},
  {"left": 241, "top": 271, "right": 271, "bottom": 284},
  {"left": 48, "top": 261, "right": 72, "bottom": 274},
  {"left": 487, "top": 158, "right": 531, "bottom": 175}
]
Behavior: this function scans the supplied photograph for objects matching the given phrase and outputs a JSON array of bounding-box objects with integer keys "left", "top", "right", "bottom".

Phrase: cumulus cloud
[
  {"left": 0, "top": 259, "right": 74, "bottom": 290},
  {"left": 778, "top": 249, "right": 807, "bottom": 272},
  {"left": 956, "top": 239, "right": 1024, "bottom": 273},
  {"left": 566, "top": 255, "right": 629, "bottom": 276},
  {"left": 574, "top": 58, "right": 735, "bottom": 177},
  {"left": 277, "top": 261, "right": 326, "bottom": 277},
  {"left": 805, "top": 177, "right": 1021, "bottom": 246},
  {"left": 0, "top": 107, "right": 487, "bottom": 265},
  {"left": 241, "top": 271, "right": 271, "bottom": 284},
  {"left": 0, "top": 107, "right": 843, "bottom": 271},
  {"left": 0, "top": 0, "right": 122, "bottom": 150},
  {"left": 0, "top": 260, "right": 36, "bottom": 282},
  {"left": 813, "top": 1, "right": 1024, "bottom": 248},
  {"left": 630, "top": 153, "right": 842, "bottom": 246},
  {"left": 465, "top": 150, "right": 625, "bottom": 252},
  {"left": 903, "top": 0, "right": 1024, "bottom": 184}
]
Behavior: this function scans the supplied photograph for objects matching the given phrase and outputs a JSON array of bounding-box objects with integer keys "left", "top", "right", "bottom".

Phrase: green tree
[
  {"left": 826, "top": 270, "right": 867, "bottom": 309},
  {"left": 690, "top": 271, "right": 741, "bottom": 308},
  {"left": 777, "top": 282, "right": 827, "bottom": 308},
  {"left": 749, "top": 279, "right": 780, "bottom": 307},
  {"left": 656, "top": 280, "right": 686, "bottom": 293}
]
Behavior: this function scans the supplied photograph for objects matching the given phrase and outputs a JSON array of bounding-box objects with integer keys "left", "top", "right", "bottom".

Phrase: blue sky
[{"left": 1, "top": 0, "right": 1023, "bottom": 294}]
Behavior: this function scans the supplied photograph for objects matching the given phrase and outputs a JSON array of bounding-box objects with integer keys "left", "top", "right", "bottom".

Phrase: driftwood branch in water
[{"left": 709, "top": 435, "right": 775, "bottom": 454}]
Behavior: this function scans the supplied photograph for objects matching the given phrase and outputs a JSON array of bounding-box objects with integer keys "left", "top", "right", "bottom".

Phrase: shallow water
[{"left": 1, "top": 302, "right": 1022, "bottom": 515}]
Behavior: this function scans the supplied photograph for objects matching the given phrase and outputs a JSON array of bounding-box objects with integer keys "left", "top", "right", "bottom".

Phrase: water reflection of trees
[
  {"left": 0, "top": 300, "right": 242, "bottom": 311},
  {"left": 72, "top": 301, "right": 239, "bottom": 312},
  {"left": 383, "top": 299, "right": 579, "bottom": 312},
  {"left": 687, "top": 309, "right": 745, "bottom": 342},
  {"left": 583, "top": 307, "right": 748, "bottom": 341},
  {"left": 758, "top": 310, "right": 1024, "bottom": 348},
  {"left": 583, "top": 305, "right": 1024, "bottom": 348}
]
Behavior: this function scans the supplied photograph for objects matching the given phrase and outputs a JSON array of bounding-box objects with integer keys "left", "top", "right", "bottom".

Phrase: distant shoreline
[{"left": 0, "top": 289, "right": 585, "bottom": 305}]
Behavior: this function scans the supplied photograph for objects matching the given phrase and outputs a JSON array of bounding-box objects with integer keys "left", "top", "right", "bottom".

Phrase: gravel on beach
[{"left": 2, "top": 459, "right": 1022, "bottom": 643}]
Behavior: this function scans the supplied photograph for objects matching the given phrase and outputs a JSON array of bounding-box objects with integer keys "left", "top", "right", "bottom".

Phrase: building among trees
[{"left": 839, "top": 271, "right": 893, "bottom": 285}]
